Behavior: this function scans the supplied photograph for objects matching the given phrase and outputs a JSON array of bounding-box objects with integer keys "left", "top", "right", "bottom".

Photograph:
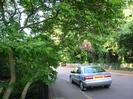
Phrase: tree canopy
[{"left": 0, "top": 0, "right": 132, "bottom": 99}]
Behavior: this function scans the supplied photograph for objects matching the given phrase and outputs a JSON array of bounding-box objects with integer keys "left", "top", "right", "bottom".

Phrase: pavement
[{"left": 107, "top": 69, "right": 133, "bottom": 77}]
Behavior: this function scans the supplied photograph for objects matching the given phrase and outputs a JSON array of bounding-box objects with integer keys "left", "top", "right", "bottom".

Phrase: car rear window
[{"left": 84, "top": 67, "right": 105, "bottom": 73}]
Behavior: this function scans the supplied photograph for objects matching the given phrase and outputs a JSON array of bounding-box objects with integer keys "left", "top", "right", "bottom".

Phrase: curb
[{"left": 49, "top": 86, "right": 66, "bottom": 99}]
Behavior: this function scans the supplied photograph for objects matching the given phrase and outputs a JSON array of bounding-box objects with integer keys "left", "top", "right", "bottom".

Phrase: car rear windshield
[{"left": 84, "top": 67, "right": 105, "bottom": 73}]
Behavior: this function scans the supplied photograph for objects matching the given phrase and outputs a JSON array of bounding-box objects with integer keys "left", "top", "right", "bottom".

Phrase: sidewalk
[
  {"left": 49, "top": 84, "right": 65, "bottom": 99},
  {"left": 107, "top": 69, "right": 133, "bottom": 77}
]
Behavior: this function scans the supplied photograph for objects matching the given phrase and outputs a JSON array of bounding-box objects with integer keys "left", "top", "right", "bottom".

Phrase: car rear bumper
[{"left": 83, "top": 78, "right": 112, "bottom": 87}]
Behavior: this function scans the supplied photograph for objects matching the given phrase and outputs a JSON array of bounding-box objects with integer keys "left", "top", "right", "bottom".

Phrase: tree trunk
[
  {"left": 38, "top": 81, "right": 49, "bottom": 99},
  {"left": 2, "top": 48, "right": 16, "bottom": 99},
  {"left": 20, "top": 80, "right": 33, "bottom": 99}
]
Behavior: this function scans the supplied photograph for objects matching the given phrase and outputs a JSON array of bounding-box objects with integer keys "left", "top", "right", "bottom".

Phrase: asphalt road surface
[{"left": 51, "top": 67, "right": 133, "bottom": 99}]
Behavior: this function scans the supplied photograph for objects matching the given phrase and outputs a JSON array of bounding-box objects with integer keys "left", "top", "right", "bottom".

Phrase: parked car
[{"left": 69, "top": 65, "right": 112, "bottom": 91}]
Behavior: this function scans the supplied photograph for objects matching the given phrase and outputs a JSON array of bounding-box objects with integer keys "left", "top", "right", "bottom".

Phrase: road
[{"left": 50, "top": 67, "right": 133, "bottom": 99}]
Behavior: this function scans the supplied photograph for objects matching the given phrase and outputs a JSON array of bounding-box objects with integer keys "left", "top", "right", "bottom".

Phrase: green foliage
[
  {"left": 0, "top": 0, "right": 60, "bottom": 98},
  {"left": 117, "top": 20, "right": 133, "bottom": 63},
  {"left": 0, "top": 0, "right": 128, "bottom": 98},
  {"left": 13, "top": 37, "right": 59, "bottom": 86},
  {"left": 55, "top": 0, "right": 124, "bottom": 63},
  {"left": 0, "top": 49, "right": 10, "bottom": 79}
]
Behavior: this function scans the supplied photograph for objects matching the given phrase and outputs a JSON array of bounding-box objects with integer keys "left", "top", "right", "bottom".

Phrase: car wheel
[
  {"left": 70, "top": 77, "right": 73, "bottom": 84},
  {"left": 104, "top": 84, "right": 111, "bottom": 88},
  {"left": 80, "top": 82, "right": 86, "bottom": 91}
]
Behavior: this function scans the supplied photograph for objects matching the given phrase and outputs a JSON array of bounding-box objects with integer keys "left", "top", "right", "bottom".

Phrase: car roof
[{"left": 76, "top": 65, "right": 101, "bottom": 68}]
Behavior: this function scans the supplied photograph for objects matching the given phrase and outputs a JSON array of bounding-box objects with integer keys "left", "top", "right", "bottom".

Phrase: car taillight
[
  {"left": 104, "top": 74, "right": 111, "bottom": 78},
  {"left": 84, "top": 76, "right": 93, "bottom": 80}
]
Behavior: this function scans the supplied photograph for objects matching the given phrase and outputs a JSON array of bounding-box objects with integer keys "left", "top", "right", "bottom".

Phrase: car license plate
[{"left": 95, "top": 75, "right": 103, "bottom": 79}]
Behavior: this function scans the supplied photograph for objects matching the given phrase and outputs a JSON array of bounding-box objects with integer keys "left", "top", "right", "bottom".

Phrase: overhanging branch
[
  {"left": 20, "top": 10, "right": 59, "bottom": 32},
  {"left": 0, "top": 0, "right": 7, "bottom": 25}
]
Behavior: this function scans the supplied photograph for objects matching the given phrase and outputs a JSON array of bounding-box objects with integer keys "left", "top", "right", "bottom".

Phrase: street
[{"left": 51, "top": 67, "right": 133, "bottom": 99}]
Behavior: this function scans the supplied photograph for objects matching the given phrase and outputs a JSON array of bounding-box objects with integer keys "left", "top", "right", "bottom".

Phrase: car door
[
  {"left": 74, "top": 67, "right": 82, "bottom": 84},
  {"left": 70, "top": 67, "right": 78, "bottom": 82}
]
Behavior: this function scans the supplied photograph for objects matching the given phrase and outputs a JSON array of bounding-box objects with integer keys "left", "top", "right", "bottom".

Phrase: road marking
[
  {"left": 53, "top": 97, "right": 65, "bottom": 99},
  {"left": 81, "top": 91, "right": 93, "bottom": 99},
  {"left": 60, "top": 78, "right": 93, "bottom": 99}
]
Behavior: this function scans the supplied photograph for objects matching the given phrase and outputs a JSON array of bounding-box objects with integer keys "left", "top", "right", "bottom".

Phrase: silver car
[{"left": 69, "top": 65, "right": 112, "bottom": 91}]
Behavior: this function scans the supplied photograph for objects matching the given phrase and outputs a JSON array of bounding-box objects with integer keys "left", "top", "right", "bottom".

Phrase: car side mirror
[
  {"left": 71, "top": 71, "right": 75, "bottom": 73},
  {"left": 77, "top": 70, "right": 81, "bottom": 74}
]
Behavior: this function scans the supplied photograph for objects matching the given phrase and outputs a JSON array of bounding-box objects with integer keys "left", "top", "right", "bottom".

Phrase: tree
[
  {"left": 117, "top": 20, "right": 133, "bottom": 63},
  {"left": 57, "top": 0, "right": 124, "bottom": 63},
  {"left": 0, "top": 0, "right": 125, "bottom": 98},
  {"left": 0, "top": 0, "right": 59, "bottom": 99}
]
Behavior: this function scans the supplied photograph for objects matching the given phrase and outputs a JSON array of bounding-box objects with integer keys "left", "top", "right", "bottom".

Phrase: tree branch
[
  {"left": 22, "top": 1, "right": 51, "bottom": 26},
  {"left": 22, "top": 2, "right": 35, "bottom": 27},
  {"left": 10, "top": 0, "right": 17, "bottom": 19},
  {"left": 2, "top": 48, "right": 16, "bottom": 99},
  {"left": 20, "top": 10, "right": 59, "bottom": 32},
  {"left": 20, "top": 80, "right": 33, "bottom": 99},
  {"left": 0, "top": 0, "right": 17, "bottom": 25},
  {"left": 20, "top": 73, "right": 39, "bottom": 99},
  {"left": 0, "top": 0, "right": 7, "bottom": 25}
]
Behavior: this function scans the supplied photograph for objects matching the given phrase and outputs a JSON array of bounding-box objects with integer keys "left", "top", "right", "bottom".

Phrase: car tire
[
  {"left": 70, "top": 77, "right": 74, "bottom": 84},
  {"left": 104, "top": 84, "right": 111, "bottom": 88},
  {"left": 80, "top": 82, "right": 86, "bottom": 91}
]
